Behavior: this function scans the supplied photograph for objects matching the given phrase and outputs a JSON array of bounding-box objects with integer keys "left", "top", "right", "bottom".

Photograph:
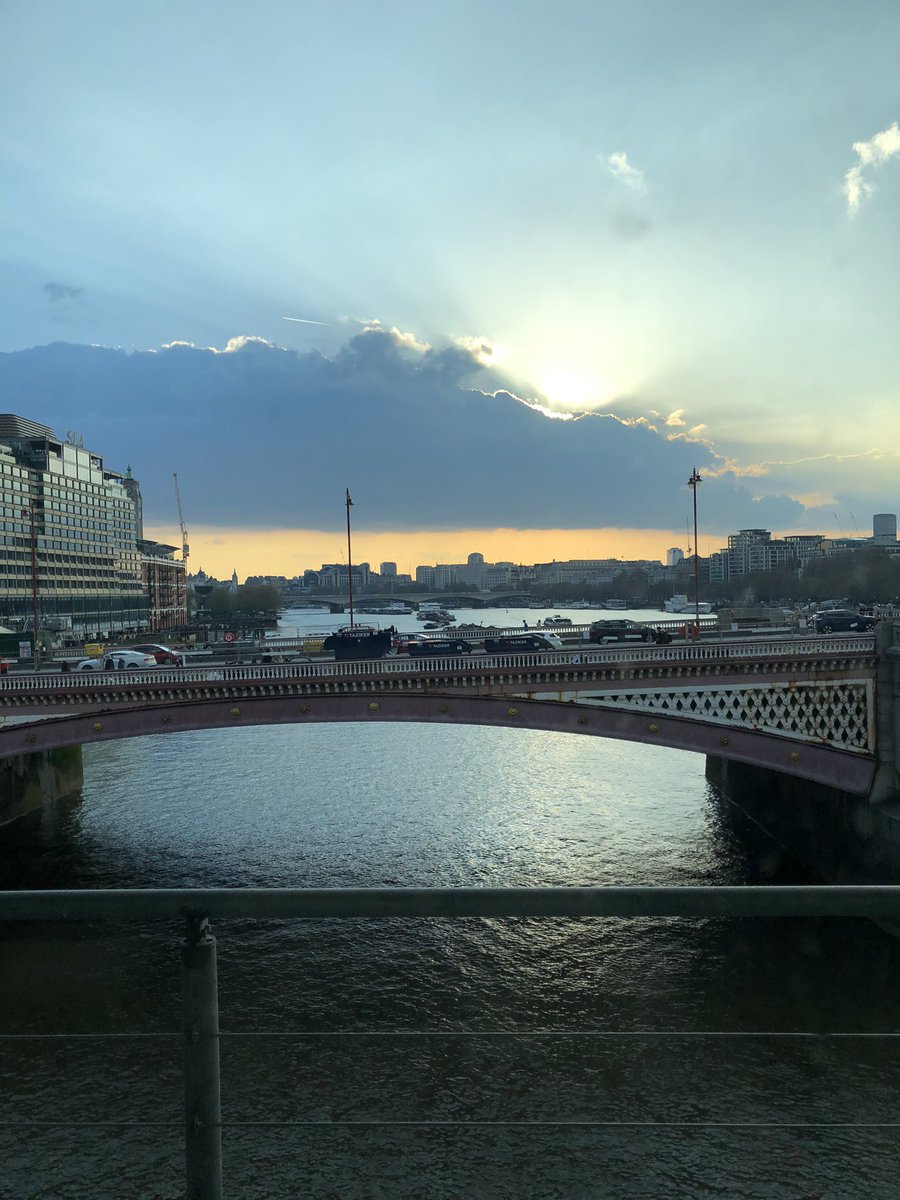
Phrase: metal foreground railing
[{"left": 3, "top": 885, "right": 900, "bottom": 1199}]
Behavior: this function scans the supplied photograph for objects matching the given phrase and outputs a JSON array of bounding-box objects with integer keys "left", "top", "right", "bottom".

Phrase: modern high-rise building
[
  {"left": 873, "top": 514, "right": 897, "bottom": 544},
  {"left": 0, "top": 414, "right": 184, "bottom": 641}
]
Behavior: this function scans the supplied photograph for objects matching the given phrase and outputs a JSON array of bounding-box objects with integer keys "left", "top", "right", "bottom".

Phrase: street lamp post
[
  {"left": 21, "top": 505, "right": 40, "bottom": 671},
  {"left": 687, "top": 468, "right": 702, "bottom": 639},
  {"left": 345, "top": 489, "right": 355, "bottom": 628}
]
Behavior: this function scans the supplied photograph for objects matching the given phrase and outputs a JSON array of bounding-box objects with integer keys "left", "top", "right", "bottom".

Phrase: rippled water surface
[{"left": 2, "top": 606, "right": 900, "bottom": 1198}]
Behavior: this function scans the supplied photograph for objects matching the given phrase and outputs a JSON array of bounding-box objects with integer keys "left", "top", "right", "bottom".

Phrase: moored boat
[
  {"left": 665, "top": 594, "right": 712, "bottom": 614},
  {"left": 322, "top": 624, "right": 394, "bottom": 660}
]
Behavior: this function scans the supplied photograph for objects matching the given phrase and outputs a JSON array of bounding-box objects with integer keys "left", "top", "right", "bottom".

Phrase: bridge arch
[{"left": 0, "top": 692, "right": 874, "bottom": 795}]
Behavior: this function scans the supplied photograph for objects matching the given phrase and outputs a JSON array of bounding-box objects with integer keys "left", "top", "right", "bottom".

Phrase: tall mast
[
  {"left": 687, "top": 467, "right": 702, "bottom": 639},
  {"left": 345, "top": 488, "right": 355, "bottom": 627}
]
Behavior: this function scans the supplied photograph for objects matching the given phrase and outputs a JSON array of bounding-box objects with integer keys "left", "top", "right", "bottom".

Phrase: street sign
[{"left": 223, "top": 631, "right": 237, "bottom": 643}]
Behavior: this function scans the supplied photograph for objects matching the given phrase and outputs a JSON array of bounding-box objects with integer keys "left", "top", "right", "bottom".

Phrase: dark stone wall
[
  {"left": 0, "top": 747, "right": 84, "bottom": 826},
  {"left": 706, "top": 755, "right": 900, "bottom": 884}
]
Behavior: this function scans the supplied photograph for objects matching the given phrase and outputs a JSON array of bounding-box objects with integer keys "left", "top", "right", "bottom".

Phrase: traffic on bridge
[{"left": 0, "top": 633, "right": 880, "bottom": 796}]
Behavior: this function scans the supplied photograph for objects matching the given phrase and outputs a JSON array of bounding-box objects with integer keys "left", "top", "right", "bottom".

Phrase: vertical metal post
[
  {"left": 687, "top": 468, "right": 702, "bottom": 640},
  {"left": 345, "top": 488, "right": 355, "bottom": 628},
  {"left": 181, "top": 909, "right": 223, "bottom": 1200}
]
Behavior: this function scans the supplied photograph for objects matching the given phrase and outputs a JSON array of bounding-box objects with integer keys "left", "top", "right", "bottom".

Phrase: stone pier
[
  {"left": 0, "top": 747, "right": 84, "bottom": 826},
  {"left": 706, "top": 620, "right": 900, "bottom": 885}
]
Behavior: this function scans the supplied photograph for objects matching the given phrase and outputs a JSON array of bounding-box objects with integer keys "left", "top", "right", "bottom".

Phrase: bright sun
[{"left": 535, "top": 366, "right": 607, "bottom": 411}]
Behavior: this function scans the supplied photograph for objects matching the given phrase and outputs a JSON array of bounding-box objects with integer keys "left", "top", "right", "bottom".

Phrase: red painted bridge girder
[{"left": 0, "top": 690, "right": 876, "bottom": 795}]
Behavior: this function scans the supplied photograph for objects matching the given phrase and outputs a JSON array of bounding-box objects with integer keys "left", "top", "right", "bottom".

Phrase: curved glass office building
[{"left": 0, "top": 414, "right": 150, "bottom": 642}]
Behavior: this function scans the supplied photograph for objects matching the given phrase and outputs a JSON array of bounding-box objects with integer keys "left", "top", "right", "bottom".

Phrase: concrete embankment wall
[
  {"left": 706, "top": 756, "right": 900, "bottom": 884},
  {"left": 0, "top": 747, "right": 84, "bottom": 826}
]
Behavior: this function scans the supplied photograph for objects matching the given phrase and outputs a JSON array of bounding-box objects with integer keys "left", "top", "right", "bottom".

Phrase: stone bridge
[{"left": 1, "top": 632, "right": 893, "bottom": 798}]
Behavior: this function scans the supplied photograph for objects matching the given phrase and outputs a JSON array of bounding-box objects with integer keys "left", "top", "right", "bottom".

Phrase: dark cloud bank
[{"left": 0, "top": 330, "right": 805, "bottom": 535}]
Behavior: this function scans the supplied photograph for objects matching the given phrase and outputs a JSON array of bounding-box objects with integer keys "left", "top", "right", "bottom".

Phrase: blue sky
[{"left": 3, "top": 1, "right": 900, "bottom": 571}]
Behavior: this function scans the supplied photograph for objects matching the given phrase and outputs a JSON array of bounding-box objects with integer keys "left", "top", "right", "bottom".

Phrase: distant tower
[
  {"left": 122, "top": 465, "right": 144, "bottom": 540},
  {"left": 465, "top": 552, "right": 485, "bottom": 588},
  {"left": 229, "top": 568, "right": 239, "bottom": 593},
  {"left": 380, "top": 562, "right": 397, "bottom": 578},
  {"left": 873, "top": 514, "right": 897, "bottom": 544},
  {"left": 666, "top": 547, "right": 684, "bottom": 567}
]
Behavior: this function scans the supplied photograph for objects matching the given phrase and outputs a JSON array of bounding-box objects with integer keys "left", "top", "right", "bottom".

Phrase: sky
[{"left": 3, "top": 1, "right": 900, "bottom": 579}]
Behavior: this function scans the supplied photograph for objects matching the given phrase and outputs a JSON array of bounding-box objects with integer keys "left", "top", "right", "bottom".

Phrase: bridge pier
[
  {"left": 706, "top": 755, "right": 900, "bottom": 885},
  {"left": 0, "top": 747, "right": 84, "bottom": 826},
  {"left": 706, "top": 619, "right": 900, "bottom": 886},
  {"left": 871, "top": 618, "right": 900, "bottom": 804}
]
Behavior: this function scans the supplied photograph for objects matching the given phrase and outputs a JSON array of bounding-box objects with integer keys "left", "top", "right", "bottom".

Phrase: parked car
[
  {"left": 483, "top": 633, "right": 564, "bottom": 652},
  {"left": 813, "top": 610, "right": 878, "bottom": 634},
  {"left": 128, "top": 643, "right": 184, "bottom": 665},
  {"left": 76, "top": 649, "right": 158, "bottom": 671},
  {"left": 407, "top": 638, "right": 475, "bottom": 656},
  {"left": 588, "top": 619, "right": 665, "bottom": 643}
]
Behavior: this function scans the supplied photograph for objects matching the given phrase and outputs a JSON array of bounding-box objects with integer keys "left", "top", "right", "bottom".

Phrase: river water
[{"left": 2, "top": 606, "right": 899, "bottom": 1198}]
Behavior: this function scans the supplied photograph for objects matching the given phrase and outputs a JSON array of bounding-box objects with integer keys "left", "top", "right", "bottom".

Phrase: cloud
[
  {"left": 0, "top": 328, "right": 818, "bottom": 539},
  {"left": 664, "top": 409, "right": 686, "bottom": 427},
  {"left": 843, "top": 122, "right": 900, "bottom": 215},
  {"left": 606, "top": 151, "right": 646, "bottom": 195},
  {"left": 453, "top": 335, "right": 503, "bottom": 367},
  {"left": 42, "top": 281, "right": 83, "bottom": 304}
]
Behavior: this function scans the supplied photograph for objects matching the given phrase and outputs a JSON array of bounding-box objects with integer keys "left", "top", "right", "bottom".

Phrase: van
[{"left": 483, "top": 633, "right": 563, "bottom": 652}]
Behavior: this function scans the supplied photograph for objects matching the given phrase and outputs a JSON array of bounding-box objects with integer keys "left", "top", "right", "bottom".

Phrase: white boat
[
  {"left": 604, "top": 599, "right": 626, "bottom": 610},
  {"left": 665, "top": 594, "right": 712, "bottom": 614},
  {"left": 356, "top": 602, "right": 414, "bottom": 615},
  {"left": 542, "top": 614, "right": 572, "bottom": 627}
]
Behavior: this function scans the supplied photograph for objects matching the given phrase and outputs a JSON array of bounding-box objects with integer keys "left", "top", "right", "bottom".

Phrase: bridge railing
[
  {"left": 3, "top": 884, "right": 899, "bottom": 1199},
  {"left": 0, "top": 635, "right": 877, "bottom": 693}
]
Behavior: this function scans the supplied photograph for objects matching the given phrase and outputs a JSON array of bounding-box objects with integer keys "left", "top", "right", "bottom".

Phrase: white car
[{"left": 76, "top": 650, "right": 158, "bottom": 671}]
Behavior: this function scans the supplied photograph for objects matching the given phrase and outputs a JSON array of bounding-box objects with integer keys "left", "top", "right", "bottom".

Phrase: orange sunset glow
[{"left": 141, "top": 525, "right": 691, "bottom": 582}]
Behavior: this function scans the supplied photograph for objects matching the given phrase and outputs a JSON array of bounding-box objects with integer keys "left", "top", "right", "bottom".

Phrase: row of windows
[
  {"left": 0, "top": 547, "right": 140, "bottom": 564},
  {"left": 39, "top": 476, "right": 119, "bottom": 498},
  {"left": 0, "top": 565, "right": 142, "bottom": 577},
  {"left": 40, "top": 499, "right": 134, "bottom": 516}
]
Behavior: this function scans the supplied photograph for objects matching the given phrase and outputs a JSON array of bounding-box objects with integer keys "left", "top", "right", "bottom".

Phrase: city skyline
[
  {"left": 174, "top": 525, "right": 687, "bottom": 583},
  {"left": 4, "top": 2, "right": 900, "bottom": 572}
]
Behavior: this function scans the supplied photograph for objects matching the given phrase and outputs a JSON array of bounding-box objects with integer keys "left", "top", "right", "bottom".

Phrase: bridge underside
[{"left": 0, "top": 692, "right": 875, "bottom": 795}]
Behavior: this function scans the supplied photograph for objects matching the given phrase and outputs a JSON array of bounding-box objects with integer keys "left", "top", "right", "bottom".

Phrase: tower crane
[{"left": 173, "top": 473, "right": 190, "bottom": 565}]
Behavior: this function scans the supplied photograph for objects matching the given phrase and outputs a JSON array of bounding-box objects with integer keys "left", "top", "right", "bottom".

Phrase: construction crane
[{"left": 173, "top": 473, "right": 190, "bottom": 565}]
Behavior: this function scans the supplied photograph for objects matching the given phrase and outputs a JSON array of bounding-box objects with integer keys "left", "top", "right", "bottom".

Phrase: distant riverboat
[
  {"left": 356, "top": 603, "right": 414, "bottom": 615},
  {"left": 664, "top": 594, "right": 713, "bottom": 614}
]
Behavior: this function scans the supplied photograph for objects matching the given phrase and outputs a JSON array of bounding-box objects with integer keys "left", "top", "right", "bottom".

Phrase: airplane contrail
[{"left": 281, "top": 315, "right": 332, "bottom": 326}]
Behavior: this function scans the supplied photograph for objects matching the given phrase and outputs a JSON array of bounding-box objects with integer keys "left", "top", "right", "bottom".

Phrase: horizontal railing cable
[
  {"left": 3, "top": 1028, "right": 899, "bottom": 1041},
  {"left": 5, "top": 885, "right": 900, "bottom": 1195},
  {"left": 4, "top": 1119, "right": 900, "bottom": 1129}
]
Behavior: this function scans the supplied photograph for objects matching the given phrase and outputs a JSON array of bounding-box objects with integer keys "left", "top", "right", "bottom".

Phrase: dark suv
[
  {"left": 813, "top": 610, "right": 877, "bottom": 634},
  {"left": 588, "top": 619, "right": 670, "bottom": 644}
]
